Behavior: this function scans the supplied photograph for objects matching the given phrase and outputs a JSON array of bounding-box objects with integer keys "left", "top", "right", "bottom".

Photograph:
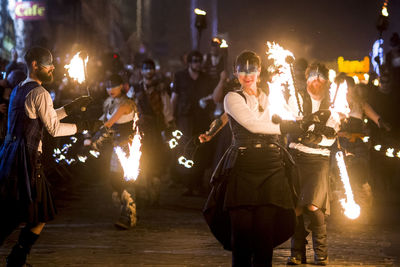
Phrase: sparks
[
  {"left": 374, "top": 145, "right": 382, "bottom": 151},
  {"left": 335, "top": 151, "right": 361, "bottom": 219},
  {"left": 64, "top": 52, "right": 89, "bottom": 84},
  {"left": 169, "top": 139, "right": 178, "bottom": 149},
  {"left": 386, "top": 148, "right": 394, "bottom": 157},
  {"left": 362, "top": 136, "right": 370, "bottom": 143}
]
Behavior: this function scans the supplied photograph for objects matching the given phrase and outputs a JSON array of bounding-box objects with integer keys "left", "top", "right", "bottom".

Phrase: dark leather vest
[
  {"left": 290, "top": 90, "right": 331, "bottom": 148},
  {"left": 7, "top": 81, "right": 44, "bottom": 156},
  {"left": 228, "top": 91, "right": 279, "bottom": 148}
]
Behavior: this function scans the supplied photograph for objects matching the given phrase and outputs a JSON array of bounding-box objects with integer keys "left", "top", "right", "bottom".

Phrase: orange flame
[
  {"left": 329, "top": 81, "right": 350, "bottom": 123},
  {"left": 115, "top": 114, "right": 142, "bottom": 181},
  {"left": 266, "top": 42, "right": 295, "bottom": 120},
  {"left": 64, "top": 52, "right": 89, "bottom": 84},
  {"left": 336, "top": 151, "right": 360, "bottom": 219}
]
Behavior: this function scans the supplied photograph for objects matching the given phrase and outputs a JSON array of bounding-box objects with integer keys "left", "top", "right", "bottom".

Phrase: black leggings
[{"left": 229, "top": 205, "right": 278, "bottom": 267}]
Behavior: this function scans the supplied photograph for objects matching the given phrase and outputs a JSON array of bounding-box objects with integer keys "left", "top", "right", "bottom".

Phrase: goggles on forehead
[
  {"left": 236, "top": 64, "right": 259, "bottom": 75},
  {"left": 307, "top": 70, "right": 327, "bottom": 81},
  {"left": 190, "top": 57, "right": 202, "bottom": 63},
  {"left": 142, "top": 63, "right": 155, "bottom": 71},
  {"left": 38, "top": 55, "right": 54, "bottom": 68}
]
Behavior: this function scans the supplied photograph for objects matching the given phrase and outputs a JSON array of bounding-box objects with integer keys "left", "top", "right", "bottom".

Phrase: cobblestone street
[{"left": 1, "top": 167, "right": 399, "bottom": 266}]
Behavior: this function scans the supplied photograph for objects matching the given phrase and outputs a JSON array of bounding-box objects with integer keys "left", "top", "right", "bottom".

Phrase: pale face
[
  {"left": 106, "top": 84, "right": 123, "bottom": 98},
  {"left": 235, "top": 63, "right": 260, "bottom": 91}
]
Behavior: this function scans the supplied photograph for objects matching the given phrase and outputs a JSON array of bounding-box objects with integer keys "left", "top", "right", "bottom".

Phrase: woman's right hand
[{"left": 199, "top": 133, "right": 212, "bottom": 143}]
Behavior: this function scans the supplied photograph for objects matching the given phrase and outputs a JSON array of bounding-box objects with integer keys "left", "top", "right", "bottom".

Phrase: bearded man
[
  {"left": 286, "top": 63, "right": 339, "bottom": 266},
  {"left": 0, "top": 46, "right": 91, "bottom": 266}
]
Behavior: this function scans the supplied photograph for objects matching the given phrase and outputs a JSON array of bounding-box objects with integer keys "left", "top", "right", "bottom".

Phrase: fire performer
[
  {"left": 132, "top": 59, "right": 174, "bottom": 205},
  {"left": 88, "top": 73, "right": 137, "bottom": 230},
  {"left": 336, "top": 75, "right": 390, "bottom": 222},
  {"left": 286, "top": 63, "right": 339, "bottom": 265},
  {"left": 203, "top": 51, "right": 303, "bottom": 267},
  {"left": 0, "top": 47, "right": 92, "bottom": 266}
]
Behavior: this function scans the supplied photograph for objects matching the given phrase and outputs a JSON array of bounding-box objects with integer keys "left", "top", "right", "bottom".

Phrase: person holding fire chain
[{"left": 0, "top": 47, "right": 92, "bottom": 267}]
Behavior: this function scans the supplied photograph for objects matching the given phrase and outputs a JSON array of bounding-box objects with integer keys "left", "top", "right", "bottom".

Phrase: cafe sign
[{"left": 15, "top": 1, "right": 46, "bottom": 20}]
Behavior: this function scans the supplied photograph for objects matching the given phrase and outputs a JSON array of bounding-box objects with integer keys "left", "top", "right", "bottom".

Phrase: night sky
[{"left": 215, "top": 0, "right": 399, "bottom": 64}]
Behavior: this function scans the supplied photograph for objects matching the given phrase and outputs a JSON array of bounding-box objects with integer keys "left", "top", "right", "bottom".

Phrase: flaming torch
[
  {"left": 335, "top": 151, "right": 361, "bottom": 219},
  {"left": 266, "top": 42, "right": 296, "bottom": 120},
  {"left": 64, "top": 52, "right": 90, "bottom": 96},
  {"left": 329, "top": 81, "right": 350, "bottom": 122},
  {"left": 114, "top": 114, "right": 142, "bottom": 181},
  {"left": 330, "top": 79, "right": 360, "bottom": 219}
]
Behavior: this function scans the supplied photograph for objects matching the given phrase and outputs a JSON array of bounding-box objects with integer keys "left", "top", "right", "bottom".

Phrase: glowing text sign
[
  {"left": 337, "top": 56, "right": 369, "bottom": 74},
  {"left": 15, "top": 1, "right": 46, "bottom": 20}
]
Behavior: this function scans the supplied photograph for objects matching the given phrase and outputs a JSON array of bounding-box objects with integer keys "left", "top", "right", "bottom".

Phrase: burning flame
[
  {"left": 373, "top": 79, "right": 379, "bottom": 86},
  {"left": 374, "top": 145, "right": 382, "bottom": 151},
  {"left": 64, "top": 52, "right": 89, "bottom": 84},
  {"left": 328, "top": 69, "right": 336, "bottom": 83},
  {"left": 397, "top": 151, "right": 400, "bottom": 158},
  {"left": 329, "top": 81, "right": 350, "bottom": 122},
  {"left": 386, "top": 148, "right": 394, "bottom": 157},
  {"left": 266, "top": 42, "right": 296, "bottom": 120},
  {"left": 115, "top": 114, "right": 142, "bottom": 181},
  {"left": 335, "top": 151, "right": 361, "bottom": 219},
  {"left": 364, "top": 74, "right": 369, "bottom": 82},
  {"left": 362, "top": 136, "right": 370, "bottom": 143},
  {"left": 220, "top": 39, "right": 228, "bottom": 48},
  {"left": 382, "top": 6, "right": 389, "bottom": 17},
  {"left": 194, "top": 8, "right": 206, "bottom": 15}
]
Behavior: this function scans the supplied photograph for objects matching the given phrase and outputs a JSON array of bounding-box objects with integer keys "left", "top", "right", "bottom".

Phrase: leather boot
[
  {"left": 114, "top": 190, "right": 137, "bottom": 229},
  {"left": 6, "top": 228, "right": 39, "bottom": 267},
  {"left": 287, "top": 216, "right": 308, "bottom": 265},
  {"left": 311, "top": 224, "right": 328, "bottom": 265}
]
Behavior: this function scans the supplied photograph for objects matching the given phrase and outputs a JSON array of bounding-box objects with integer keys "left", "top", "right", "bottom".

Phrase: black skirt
[
  {"left": 0, "top": 154, "right": 57, "bottom": 225},
  {"left": 224, "top": 146, "right": 294, "bottom": 210},
  {"left": 203, "top": 146, "right": 296, "bottom": 250},
  {"left": 291, "top": 150, "right": 330, "bottom": 214}
]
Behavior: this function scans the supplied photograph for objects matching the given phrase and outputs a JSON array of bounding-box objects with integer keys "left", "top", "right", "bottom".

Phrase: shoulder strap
[{"left": 234, "top": 90, "right": 247, "bottom": 103}]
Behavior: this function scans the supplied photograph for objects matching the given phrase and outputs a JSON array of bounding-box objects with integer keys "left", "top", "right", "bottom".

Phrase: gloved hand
[
  {"left": 63, "top": 96, "right": 93, "bottom": 116},
  {"left": 378, "top": 118, "right": 391, "bottom": 131},
  {"left": 76, "top": 120, "right": 92, "bottom": 133},
  {"left": 301, "top": 109, "right": 331, "bottom": 130},
  {"left": 280, "top": 120, "right": 304, "bottom": 135},
  {"left": 313, "top": 124, "right": 336, "bottom": 138},
  {"left": 300, "top": 131, "right": 323, "bottom": 145},
  {"left": 91, "top": 120, "right": 104, "bottom": 133},
  {"left": 76, "top": 120, "right": 104, "bottom": 134},
  {"left": 91, "top": 126, "right": 114, "bottom": 151}
]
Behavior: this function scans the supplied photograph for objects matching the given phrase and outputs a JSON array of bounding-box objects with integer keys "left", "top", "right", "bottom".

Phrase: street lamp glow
[
  {"left": 382, "top": 6, "right": 389, "bottom": 17},
  {"left": 194, "top": 8, "right": 206, "bottom": 15},
  {"left": 220, "top": 39, "right": 228, "bottom": 48}
]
